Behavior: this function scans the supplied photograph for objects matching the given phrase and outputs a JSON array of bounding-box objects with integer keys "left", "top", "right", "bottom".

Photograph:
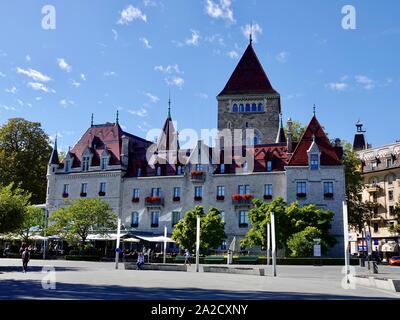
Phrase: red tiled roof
[
  {"left": 218, "top": 43, "right": 277, "bottom": 96},
  {"left": 288, "top": 116, "right": 342, "bottom": 166}
]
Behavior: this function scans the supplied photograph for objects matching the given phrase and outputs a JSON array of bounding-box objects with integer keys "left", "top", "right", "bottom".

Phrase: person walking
[
  {"left": 21, "top": 247, "right": 30, "bottom": 273},
  {"left": 136, "top": 252, "right": 145, "bottom": 270},
  {"left": 184, "top": 249, "right": 192, "bottom": 267}
]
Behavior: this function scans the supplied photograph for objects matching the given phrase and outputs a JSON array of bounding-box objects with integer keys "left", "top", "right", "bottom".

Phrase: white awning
[
  {"left": 135, "top": 235, "right": 175, "bottom": 243},
  {"left": 122, "top": 237, "right": 141, "bottom": 243},
  {"left": 87, "top": 233, "right": 127, "bottom": 241},
  {"left": 381, "top": 241, "right": 399, "bottom": 252}
]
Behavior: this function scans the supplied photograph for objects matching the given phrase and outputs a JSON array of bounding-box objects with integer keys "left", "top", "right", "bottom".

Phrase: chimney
[
  {"left": 120, "top": 135, "right": 129, "bottom": 170},
  {"left": 287, "top": 118, "right": 293, "bottom": 153}
]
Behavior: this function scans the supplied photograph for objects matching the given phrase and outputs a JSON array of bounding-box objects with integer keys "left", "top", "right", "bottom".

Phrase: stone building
[
  {"left": 351, "top": 122, "right": 400, "bottom": 257},
  {"left": 46, "top": 41, "right": 345, "bottom": 257}
]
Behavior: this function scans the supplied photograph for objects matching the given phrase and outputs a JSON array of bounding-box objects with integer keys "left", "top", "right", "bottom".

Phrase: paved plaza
[{"left": 0, "top": 259, "right": 399, "bottom": 300}]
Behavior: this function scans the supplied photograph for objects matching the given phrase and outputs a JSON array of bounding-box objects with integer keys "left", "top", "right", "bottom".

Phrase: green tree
[
  {"left": 0, "top": 118, "right": 52, "bottom": 204},
  {"left": 287, "top": 227, "right": 323, "bottom": 257},
  {"left": 0, "top": 183, "right": 31, "bottom": 234},
  {"left": 47, "top": 198, "right": 117, "bottom": 249},
  {"left": 388, "top": 202, "right": 400, "bottom": 234},
  {"left": 16, "top": 206, "right": 45, "bottom": 243},
  {"left": 284, "top": 120, "right": 305, "bottom": 142},
  {"left": 172, "top": 206, "right": 226, "bottom": 253},
  {"left": 241, "top": 197, "right": 336, "bottom": 255}
]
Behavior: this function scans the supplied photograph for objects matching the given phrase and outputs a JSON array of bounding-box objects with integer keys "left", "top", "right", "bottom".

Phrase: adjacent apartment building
[
  {"left": 46, "top": 41, "right": 346, "bottom": 257},
  {"left": 351, "top": 121, "right": 400, "bottom": 257}
]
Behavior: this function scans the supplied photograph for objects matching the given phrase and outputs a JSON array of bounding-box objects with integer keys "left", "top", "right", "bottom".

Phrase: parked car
[{"left": 388, "top": 256, "right": 400, "bottom": 266}]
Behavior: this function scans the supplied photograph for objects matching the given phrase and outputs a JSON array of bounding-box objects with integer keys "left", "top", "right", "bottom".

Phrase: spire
[
  {"left": 313, "top": 104, "right": 316, "bottom": 116},
  {"left": 49, "top": 135, "right": 60, "bottom": 165},
  {"left": 353, "top": 119, "right": 367, "bottom": 151},
  {"left": 249, "top": 22, "right": 253, "bottom": 45},
  {"left": 275, "top": 113, "right": 287, "bottom": 143},
  {"left": 91, "top": 113, "right": 94, "bottom": 127},
  {"left": 168, "top": 91, "right": 171, "bottom": 119},
  {"left": 116, "top": 110, "right": 119, "bottom": 125}
]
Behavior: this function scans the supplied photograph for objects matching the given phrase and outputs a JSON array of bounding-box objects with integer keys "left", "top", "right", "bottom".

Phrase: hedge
[{"left": 65, "top": 255, "right": 101, "bottom": 261}]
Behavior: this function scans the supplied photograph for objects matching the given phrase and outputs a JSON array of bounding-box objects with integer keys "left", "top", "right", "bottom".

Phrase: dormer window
[
  {"left": 195, "top": 164, "right": 203, "bottom": 171},
  {"left": 101, "top": 157, "right": 108, "bottom": 170},
  {"left": 137, "top": 168, "right": 142, "bottom": 177},
  {"left": 310, "top": 154, "right": 319, "bottom": 170},
  {"left": 266, "top": 160, "right": 272, "bottom": 172},
  {"left": 243, "top": 161, "right": 248, "bottom": 173},
  {"left": 177, "top": 165, "right": 183, "bottom": 175},
  {"left": 82, "top": 156, "right": 90, "bottom": 172},
  {"left": 65, "top": 159, "right": 71, "bottom": 173},
  {"left": 156, "top": 166, "right": 161, "bottom": 176},
  {"left": 220, "top": 164, "right": 225, "bottom": 174}
]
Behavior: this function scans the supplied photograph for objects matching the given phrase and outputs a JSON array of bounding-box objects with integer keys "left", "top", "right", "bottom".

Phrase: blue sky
[{"left": 0, "top": 0, "right": 399, "bottom": 151}]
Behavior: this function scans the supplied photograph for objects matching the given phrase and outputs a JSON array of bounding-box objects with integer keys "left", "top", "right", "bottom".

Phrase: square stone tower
[{"left": 217, "top": 41, "right": 281, "bottom": 145}]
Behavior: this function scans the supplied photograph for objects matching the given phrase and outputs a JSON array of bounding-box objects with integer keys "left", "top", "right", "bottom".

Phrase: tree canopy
[
  {"left": 171, "top": 206, "right": 226, "bottom": 253},
  {"left": 47, "top": 198, "right": 117, "bottom": 248},
  {"left": 241, "top": 197, "right": 336, "bottom": 256},
  {"left": 0, "top": 118, "right": 52, "bottom": 204}
]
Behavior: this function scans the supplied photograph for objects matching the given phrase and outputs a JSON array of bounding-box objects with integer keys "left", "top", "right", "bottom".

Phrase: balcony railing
[
  {"left": 324, "top": 192, "right": 334, "bottom": 199},
  {"left": 62, "top": 193, "right": 69, "bottom": 198},
  {"left": 145, "top": 196, "right": 164, "bottom": 207},
  {"left": 263, "top": 194, "right": 273, "bottom": 200},
  {"left": 367, "top": 184, "right": 381, "bottom": 193},
  {"left": 131, "top": 197, "right": 140, "bottom": 203},
  {"left": 216, "top": 195, "right": 225, "bottom": 201},
  {"left": 173, "top": 196, "right": 181, "bottom": 202},
  {"left": 232, "top": 194, "right": 254, "bottom": 205},
  {"left": 98, "top": 191, "right": 106, "bottom": 197},
  {"left": 296, "top": 192, "right": 307, "bottom": 199}
]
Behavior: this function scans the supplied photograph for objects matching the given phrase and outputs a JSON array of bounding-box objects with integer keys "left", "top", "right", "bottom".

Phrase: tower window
[
  {"left": 245, "top": 103, "right": 251, "bottom": 112},
  {"left": 239, "top": 104, "right": 244, "bottom": 112},
  {"left": 258, "top": 103, "right": 264, "bottom": 112},
  {"left": 232, "top": 104, "right": 238, "bottom": 112},
  {"left": 252, "top": 103, "right": 257, "bottom": 112}
]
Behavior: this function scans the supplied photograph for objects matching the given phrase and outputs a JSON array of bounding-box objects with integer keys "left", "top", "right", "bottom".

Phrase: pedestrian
[
  {"left": 22, "top": 247, "right": 30, "bottom": 273},
  {"left": 136, "top": 252, "right": 145, "bottom": 270},
  {"left": 184, "top": 249, "right": 192, "bottom": 266}
]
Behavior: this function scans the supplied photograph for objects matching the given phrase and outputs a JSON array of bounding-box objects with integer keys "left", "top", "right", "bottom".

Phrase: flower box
[
  {"left": 216, "top": 195, "right": 225, "bottom": 201},
  {"left": 80, "top": 192, "right": 87, "bottom": 197},
  {"left": 263, "top": 194, "right": 273, "bottom": 200},
  {"left": 62, "top": 193, "right": 69, "bottom": 198},
  {"left": 297, "top": 193, "right": 307, "bottom": 198},
  {"left": 190, "top": 170, "right": 204, "bottom": 176},
  {"left": 145, "top": 196, "right": 163, "bottom": 206},
  {"left": 131, "top": 197, "right": 140, "bottom": 203},
  {"left": 98, "top": 191, "right": 106, "bottom": 197},
  {"left": 232, "top": 193, "right": 254, "bottom": 205}
]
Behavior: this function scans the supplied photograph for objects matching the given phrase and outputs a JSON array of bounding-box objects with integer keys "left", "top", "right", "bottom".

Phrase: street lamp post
[
  {"left": 115, "top": 217, "right": 121, "bottom": 270},
  {"left": 271, "top": 211, "right": 277, "bottom": 277},
  {"left": 195, "top": 215, "right": 200, "bottom": 273},
  {"left": 43, "top": 209, "right": 49, "bottom": 260}
]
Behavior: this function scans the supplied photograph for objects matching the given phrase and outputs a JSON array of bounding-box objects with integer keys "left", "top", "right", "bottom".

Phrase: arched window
[
  {"left": 252, "top": 103, "right": 257, "bottom": 112},
  {"left": 239, "top": 104, "right": 244, "bottom": 112},
  {"left": 232, "top": 104, "right": 238, "bottom": 112},
  {"left": 156, "top": 166, "right": 161, "bottom": 176},
  {"left": 245, "top": 103, "right": 251, "bottom": 112},
  {"left": 258, "top": 103, "right": 264, "bottom": 112}
]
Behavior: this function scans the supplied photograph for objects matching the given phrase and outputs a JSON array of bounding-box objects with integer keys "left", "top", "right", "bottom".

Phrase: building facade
[
  {"left": 46, "top": 42, "right": 345, "bottom": 257},
  {"left": 351, "top": 122, "right": 400, "bottom": 257}
]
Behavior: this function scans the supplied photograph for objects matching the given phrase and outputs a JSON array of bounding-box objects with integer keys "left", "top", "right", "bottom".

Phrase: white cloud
[
  {"left": 276, "top": 51, "right": 289, "bottom": 63},
  {"left": 16, "top": 67, "right": 51, "bottom": 82},
  {"left": 57, "top": 58, "right": 71, "bottom": 72},
  {"left": 81, "top": 73, "right": 86, "bottom": 81},
  {"left": 355, "top": 75, "right": 375, "bottom": 90},
  {"left": 241, "top": 23, "right": 262, "bottom": 43},
  {"left": 185, "top": 30, "right": 200, "bottom": 46},
  {"left": 146, "top": 92, "right": 159, "bottom": 103},
  {"left": 128, "top": 108, "right": 148, "bottom": 117},
  {"left": 140, "top": 37, "right": 152, "bottom": 49},
  {"left": 26, "top": 55, "right": 31, "bottom": 62},
  {"left": 112, "top": 29, "right": 118, "bottom": 41},
  {"left": 205, "top": 34, "right": 225, "bottom": 46},
  {"left": 205, "top": 0, "right": 235, "bottom": 23},
  {"left": 143, "top": 0, "right": 157, "bottom": 6},
  {"left": 27, "top": 82, "right": 50, "bottom": 92},
  {"left": 165, "top": 76, "right": 184, "bottom": 89},
  {"left": 5, "top": 86, "right": 17, "bottom": 94},
  {"left": 72, "top": 80, "right": 81, "bottom": 88},
  {"left": 0, "top": 104, "right": 16, "bottom": 111},
  {"left": 154, "top": 64, "right": 183, "bottom": 74},
  {"left": 327, "top": 82, "right": 348, "bottom": 92},
  {"left": 118, "top": 5, "right": 147, "bottom": 24},
  {"left": 59, "top": 99, "right": 75, "bottom": 107},
  {"left": 196, "top": 92, "right": 209, "bottom": 99},
  {"left": 104, "top": 71, "right": 117, "bottom": 77},
  {"left": 35, "top": 97, "right": 42, "bottom": 101},
  {"left": 227, "top": 50, "right": 239, "bottom": 59},
  {"left": 0, "top": 71, "right": 5, "bottom": 77},
  {"left": 17, "top": 99, "right": 24, "bottom": 106}
]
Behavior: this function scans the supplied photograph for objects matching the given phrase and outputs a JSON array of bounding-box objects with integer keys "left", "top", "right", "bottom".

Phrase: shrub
[{"left": 287, "top": 227, "right": 322, "bottom": 257}]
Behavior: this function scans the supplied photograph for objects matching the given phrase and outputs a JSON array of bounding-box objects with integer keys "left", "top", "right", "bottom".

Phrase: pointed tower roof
[
  {"left": 218, "top": 43, "right": 277, "bottom": 96},
  {"left": 353, "top": 120, "right": 367, "bottom": 151},
  {"left": 275, "top": 114, "right": 287, "bottom": 143},
  {"left": 49, "top": 136, "right": 60, "bottom": 165},
  {"left": 288, "top": 116, "right": 341, "bottom": 166}
]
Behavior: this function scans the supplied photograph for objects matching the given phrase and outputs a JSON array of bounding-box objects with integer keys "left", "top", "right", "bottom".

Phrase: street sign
[
  {"left": 115, "top": 248, "right": 121, "bottom": 253},
  {"left": 313, "top": 244, "right": 321, "bottom": 257},
  {"left": 366, "top": 233, "right": 371, "bottom": 241}
]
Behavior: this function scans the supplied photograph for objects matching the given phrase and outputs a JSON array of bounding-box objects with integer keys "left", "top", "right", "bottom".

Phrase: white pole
[
  {"left": 115, "top": 217, "right": 121, "bottom": 270},
  {"left": 266, "top": 222, "right": 271, "bottom": 266},
  {"left": 271, "top": 211, "right": 277, "bottom": 277},
  {"left": 343, "top": 201, "right": 350, "bottom": 283},
  {"left": 163, "top": 226, "right": 167, "bottom": 264},
  {"left": 196, "top": 215, "right": 200, "bottom": 272}
]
